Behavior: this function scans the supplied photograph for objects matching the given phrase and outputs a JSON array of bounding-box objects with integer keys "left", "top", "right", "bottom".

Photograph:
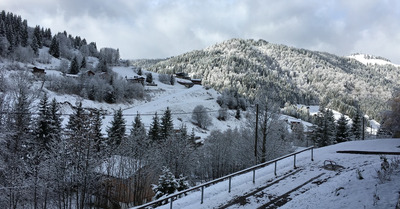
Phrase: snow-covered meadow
[{"left": 144, "top": 139, "right": 400, "bottom": 209}]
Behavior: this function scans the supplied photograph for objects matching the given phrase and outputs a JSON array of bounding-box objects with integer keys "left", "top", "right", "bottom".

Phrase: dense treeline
[
  {"left": 147, "top": 38, "right": 400, "bottom": 121},
  {"left": 0, "top": 10, "right": 134, "bottom": 104},
  {"left": 0, "top": 72, "right": 306, "bottom": 208}
]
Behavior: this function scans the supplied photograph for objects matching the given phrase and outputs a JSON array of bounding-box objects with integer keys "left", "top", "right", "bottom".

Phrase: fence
[{"left": 133, "top": 146, "right": 314, "bottom": 209}]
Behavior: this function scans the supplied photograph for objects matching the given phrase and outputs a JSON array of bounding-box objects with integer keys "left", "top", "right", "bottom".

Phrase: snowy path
[{"left": 218, "top": 167, "right": 329, "bottom": 209}]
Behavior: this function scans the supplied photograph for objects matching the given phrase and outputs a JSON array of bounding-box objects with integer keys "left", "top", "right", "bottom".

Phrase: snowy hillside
[
  {"left": 0, "top": 57, "right": 247, "bottom": 140},
  {"left": 103, "top": 66, "right": 248, "bottom": 139},
  {"left": 348, "top": 54, "right": 400, "bottom": 67},
  {"left": 144, "top": 38, "right": 400, "bottom": 121},
  {"left": 144, "top": 139, "right": 400, "bottom": 209}
]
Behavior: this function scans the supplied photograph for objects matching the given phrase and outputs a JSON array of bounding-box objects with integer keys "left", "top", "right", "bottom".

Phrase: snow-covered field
[
  {"left": 348, "top": 54, "right": 400, "bottom": 67},
  {"left": 143, "top": 139, "right": 400, "bottom": 209},
  {"left": 105, "top": 66, "right": 248, "bottom": 139}
]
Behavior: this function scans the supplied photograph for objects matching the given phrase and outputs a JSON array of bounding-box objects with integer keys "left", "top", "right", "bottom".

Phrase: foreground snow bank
[{"left": 144, "top": 139, "right": 400, "bottom": 209}]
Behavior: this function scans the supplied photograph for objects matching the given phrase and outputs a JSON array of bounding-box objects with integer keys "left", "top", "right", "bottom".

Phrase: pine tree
[
  {"left": 235, "top": 107, "right": 241, "bottom": 120},
  {"left": 34, "top": 93, "right": 51, "bottom": 152},
  {"left": 20, "top": 20, "right": 28, "bottom": 47},
  {"left": 48, "top": 98, "right": 63, "bottom": 148},
  {"left": 49, "top": 36, "right": 60, "bottom": 58},
  {"left": 2, "top": 81, "right": 33, "bottom": 209},
  {"left": 149, "top": 112, "right": 160, "bottom": 143},
  {"left": 69, "top": 56, "right": 80, "bottom": 74},
  {"left": 31, "top": 35, "right": 39, "bottom": 55},
  {"left": 176, "top": 174, "right": 189, "bottom": 192},
  {"left": 91, "top": 109, "right": 104, "bottom": 153},
  {"left": 65, "top": 102, "right": 98, "bottom": 209},
  {"left": 107, "top": 108, "right": 126, "bottom": 148},
  {"left": 146, "top": 72, "right": 153, "bottom": 83},
  {"left": 97, "top": 58, "right": 108, "bottom": 73},
  {"left": 160, "top": 107, "right": 173, "bottom": 139},
  {"left": 325, "top": 109, "right": 336, "bottom": 144},
  {"left": 153, "top": 167, "right": 179, "bottom": 199},
  {"left": 80, "top": 56, "right": 87, "bottom": 69},
  {"left": 5, "top": 24, "right": 15, "bottom": 51},
  {"left": 130, "top": 113, "right": 148, "bottom": 148},
  {"left": 351, "top": 108, "right": 362, "bottom": 140},
  {"left": 33, "top": 25, "right": 42, "bottom": 48},
  {"left": 170, "top": 75, "right": 175, "bottom": 85},
  {"left": 312, "top": 108, "right": 335, "bottom": 147},
  {"left": 336, "top": 114, "right": 349, "bottom": 143},
  {"left": 32, "top": 93, "right": 56, "bottom": 209}
]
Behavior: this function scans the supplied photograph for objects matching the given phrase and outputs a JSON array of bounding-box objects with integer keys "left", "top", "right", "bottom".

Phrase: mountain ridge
[{"left": 138, "top": 38, "right": 400, "bottom": 120}]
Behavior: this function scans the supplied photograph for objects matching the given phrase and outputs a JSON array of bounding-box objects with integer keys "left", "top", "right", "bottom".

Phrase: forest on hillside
[{"left": 147, "top": 38, "right": 400, "bottom": 121}]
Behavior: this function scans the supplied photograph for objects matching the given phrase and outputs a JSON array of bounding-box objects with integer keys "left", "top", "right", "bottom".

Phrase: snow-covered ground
[
  {"left": 142, "top": 139, "right": 400, "bottom": 209},
  {"left": 105, "top": 66, "right": 248, "bottom": 140},
  {"left": 348, "top": 54, "right": 400, "bottom": 68}
]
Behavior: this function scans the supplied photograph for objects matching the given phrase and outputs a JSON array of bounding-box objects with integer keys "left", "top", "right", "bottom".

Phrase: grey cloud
[{"left": 0, "top": 0, "right": 399, "bottom": 63}]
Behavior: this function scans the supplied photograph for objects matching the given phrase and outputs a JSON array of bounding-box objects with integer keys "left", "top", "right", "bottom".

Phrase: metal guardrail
[{"left": 133, "top": 146, "right": 314, "bottom": 209}]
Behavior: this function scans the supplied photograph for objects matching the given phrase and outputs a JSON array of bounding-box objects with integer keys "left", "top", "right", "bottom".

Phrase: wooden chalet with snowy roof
[
  {"left": 191, "top": 78, "right": 202, "bottom": 85},
  {"left": 127, "top": 76, "right": 145, "bottom": 85}
]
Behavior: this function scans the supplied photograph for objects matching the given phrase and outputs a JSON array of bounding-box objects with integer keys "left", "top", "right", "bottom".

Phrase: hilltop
[{"left": 140, "top": 38, "right": 400, "bottom": 121}]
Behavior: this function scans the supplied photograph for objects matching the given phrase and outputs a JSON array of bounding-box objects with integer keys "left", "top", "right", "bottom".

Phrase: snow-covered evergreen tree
[
  {"left": 146, "top": 72, "right": 153, "bottom": 83},
  {"left": 351, "top": 108, "right": 363, "bottom": 140},
  {"left": 153, "top": 167, "right": 179, "bottom": 199},
  {"left": 336, "top": 114, "right": 349, "bottom": 143},
  {"left": 91, "top": 108, "right": 104, "bottom": 153},
  {"left": 69, "top": 56, "right": 80, "bottom": 74},
  {"left": 176, "top": 174, "right": 189, "bottom": 192},
  {"left": 160, "top": 107, "right": 173, "bottom": 140},
  {"left": 313, "top": 108, "right": 336, "bottom": 147},
  {"left": 149, "top": 112, "right": 160, "bottom": 143},
  {"left": 34, "top": 93, "right": 51, "bottom": 152},
  {"left": 107, "top": 108, "right": 126, "bottom": 147},
  {"left": 80, "top": 56, "right": 86, "bottom": 69},
  {"left": 49, "top": 36, "right": 60, "bottom": 58}
]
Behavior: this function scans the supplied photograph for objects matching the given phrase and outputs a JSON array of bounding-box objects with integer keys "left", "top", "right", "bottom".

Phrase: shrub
[{"left": 192, "top": 105, "right": 212, "bottom": 129}]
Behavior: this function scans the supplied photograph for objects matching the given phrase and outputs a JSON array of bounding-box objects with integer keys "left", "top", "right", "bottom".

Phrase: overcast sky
[{"left": 1, "top": 0, "right": 399, "bottom": 63}]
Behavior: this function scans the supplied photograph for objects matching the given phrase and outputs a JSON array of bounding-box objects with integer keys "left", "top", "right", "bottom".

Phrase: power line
[{"left": 0, "top": 109, "right": 221, "bottom": 117}]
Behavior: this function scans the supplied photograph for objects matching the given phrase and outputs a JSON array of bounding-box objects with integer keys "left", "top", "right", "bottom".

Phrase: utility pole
[
  {"left": 362, "top": 115, "right": 365, "bottom": 140},
  {"left": 255, "top": 104, "right": 259, "bottom": 165}
]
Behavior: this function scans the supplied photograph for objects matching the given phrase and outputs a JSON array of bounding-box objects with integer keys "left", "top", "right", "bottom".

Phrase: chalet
[
  {"left": 32, "top": 67, "right": 46, "bottom": 76},
  {"left": 95, "top": 155, "right": 155, "bottom": 209},
  {"left": 177, "top": 79, "right": 194, "bottom": 88},
  {"left": 127, "top": 76, "right": 145, "bottom": 85},
  {"left": 191, "top": 78, "right": 202, "bottom": 85},
  {"left": 175, "top": 72, "right": 186, "bottom": 78},
  {"left": 175, "top": 72, "right": 191, "bottom": 80}
]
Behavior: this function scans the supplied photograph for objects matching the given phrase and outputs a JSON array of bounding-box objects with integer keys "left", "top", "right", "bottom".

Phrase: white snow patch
[{"left": 142, "top": 139, "right": 400, "bottom": 209}]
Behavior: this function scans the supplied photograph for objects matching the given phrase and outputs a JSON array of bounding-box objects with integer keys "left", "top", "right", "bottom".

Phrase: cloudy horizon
[{"left": 1, "top": 0, "right": 399, "bottom": 63}]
